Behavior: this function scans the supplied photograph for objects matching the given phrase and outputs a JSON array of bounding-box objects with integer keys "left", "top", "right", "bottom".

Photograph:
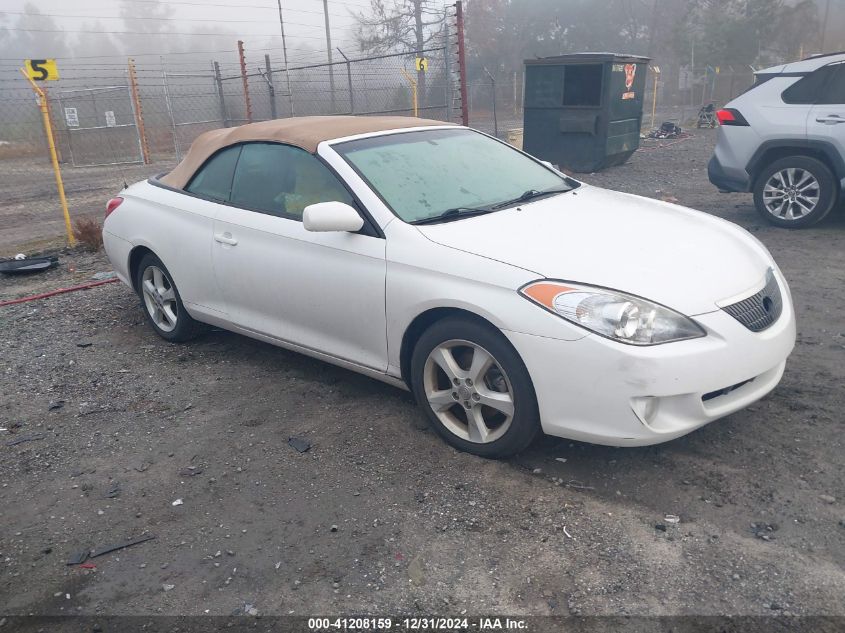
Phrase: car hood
[{"left": 415, "top": 185, "right": 773, "bottom": 316}]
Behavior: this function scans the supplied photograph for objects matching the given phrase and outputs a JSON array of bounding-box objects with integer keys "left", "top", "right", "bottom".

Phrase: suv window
[
  {"left": 818, "top": 63, "right": 845, "bottom": 104},
  {"left": 229, "top": 142, "right": 354, "bottom": 219},
  {"left": 782, "top": 64, "right": 841, "bottom": 104},
  {"left": 184, "top": 145, "right": 242, "bottom": 201}
]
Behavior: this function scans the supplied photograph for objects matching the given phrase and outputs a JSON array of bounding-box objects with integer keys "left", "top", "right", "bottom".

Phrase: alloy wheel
[
  {"left": 762, "top": 167, "right": 820, "bottom": 221},
  {"left": 423, "top": 339, "right": 515, "bottom": 444},
  {"left": 141, "top": 265, "right": 178, "bottom": 333}
]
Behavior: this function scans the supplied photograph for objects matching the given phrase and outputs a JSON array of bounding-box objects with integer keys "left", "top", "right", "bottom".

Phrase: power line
[
  {"left": 0, "top": 0, "right": 354, "bottom": 19},
  {"left": 5, "top": 27, "right": 361, "bottom": 41},
  {"left": 0, "top": 10, "right": 357, "bottom": 28}
]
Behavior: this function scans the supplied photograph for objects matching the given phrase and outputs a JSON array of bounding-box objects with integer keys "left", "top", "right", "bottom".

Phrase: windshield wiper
[
  {"left": 490, "top": 187, "right": 572, "bottom": 210},
  {"left": 412, "top": 206, "right": 494, "bottom": 225}
]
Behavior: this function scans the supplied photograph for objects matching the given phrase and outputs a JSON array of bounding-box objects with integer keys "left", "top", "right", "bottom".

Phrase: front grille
[
  {"left": 721, "top": 269, "right": 782, "bottom": 332},
  {"left": 702, "top": 378, "right": 754, "bottom": 402}
]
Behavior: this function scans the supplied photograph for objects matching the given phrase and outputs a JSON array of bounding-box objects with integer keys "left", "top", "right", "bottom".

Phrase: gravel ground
[{"left": 1, "top": 129, "right": 844, "bottom": 622}]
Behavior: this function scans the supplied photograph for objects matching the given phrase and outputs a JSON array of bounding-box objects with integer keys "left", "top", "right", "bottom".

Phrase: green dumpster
[{"left": 523, "top": 53, "right": 650, "bottom": 172}]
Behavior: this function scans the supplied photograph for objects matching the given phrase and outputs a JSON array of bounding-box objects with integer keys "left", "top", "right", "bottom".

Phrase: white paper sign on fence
[{"left": 64, "top": 107, "right": 79, "bottom": 127}]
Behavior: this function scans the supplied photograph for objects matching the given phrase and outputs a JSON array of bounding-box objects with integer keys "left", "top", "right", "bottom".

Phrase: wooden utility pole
[
  {"left": 321, "top": 0, "right": 336, "bottom": 113},
  {"left": 413, "top": 0, "right": 426, "bottom": 110},
  {"left": 127, "top": 58, "right": 150, "bottom": 164},
  {"left": 238, "top": 40, "right": 253, "bottom": 123},
  {"left": 277, "top": 0, "right": 294, "bottom": 116},
  {"left": 455, "top": 0, "right": 469, "bottom": 126}
]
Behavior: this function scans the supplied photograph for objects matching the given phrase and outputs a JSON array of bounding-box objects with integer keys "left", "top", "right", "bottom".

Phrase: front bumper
[{"left": 504, "top": 280, "right": 796, "bottom": 446}]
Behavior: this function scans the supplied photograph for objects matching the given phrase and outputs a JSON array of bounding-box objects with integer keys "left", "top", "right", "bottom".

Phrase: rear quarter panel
[
  {"left": 717, "top": 77, "right": 809, "bottom": 177},
  {"left": 102, "top": 180, "right": 226, "bottom": 319}
]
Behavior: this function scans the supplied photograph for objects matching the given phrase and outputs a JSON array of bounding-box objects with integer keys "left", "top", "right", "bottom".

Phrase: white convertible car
[{"left": 103, "top": 116, "right": 796, "bottom": 457}]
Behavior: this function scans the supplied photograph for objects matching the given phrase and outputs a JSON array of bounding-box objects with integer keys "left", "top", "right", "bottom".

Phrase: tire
[
  {"left": 410, "top": 316, "right": 540, "bottom": 458},
  {"left": 753, "top": 156, "right": 837, "bottom": 228},
  {"left": 135, "top": 253, "right": 203, "bottom": 342}
]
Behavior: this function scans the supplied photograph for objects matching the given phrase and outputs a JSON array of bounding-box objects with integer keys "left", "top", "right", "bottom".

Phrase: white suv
[{"left": 708, "top": 52, "right": 845, "bottom": 228}]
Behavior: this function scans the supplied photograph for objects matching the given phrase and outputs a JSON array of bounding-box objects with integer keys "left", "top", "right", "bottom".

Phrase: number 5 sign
[{"left": 25, "top": 59, "right": 59, "bottom": 81}]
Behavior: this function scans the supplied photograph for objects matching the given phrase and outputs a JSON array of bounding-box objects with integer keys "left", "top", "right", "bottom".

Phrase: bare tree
[{"left": 353, "top": 0, "right": 444, "bottom": 106}]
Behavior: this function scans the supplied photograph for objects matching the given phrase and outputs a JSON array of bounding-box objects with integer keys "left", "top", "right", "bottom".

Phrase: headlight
[{"left": 520, "top": 281, "right": 705, "bottom": 345}]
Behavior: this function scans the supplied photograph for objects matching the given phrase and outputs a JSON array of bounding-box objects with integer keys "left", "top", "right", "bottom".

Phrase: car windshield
[{"left": 333, "top": 128, "right": 575, "bottom": 224}]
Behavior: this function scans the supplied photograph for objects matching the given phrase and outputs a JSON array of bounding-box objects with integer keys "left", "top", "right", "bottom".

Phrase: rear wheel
[
  {"left": 135, "top": 253, "right": 203, "bottom": 342},
  {"left": 753, "top": 156, "right": 836, "bottom": 228},
  {"left": 410, "top": 316, "right": 540, "bottom": 458}
]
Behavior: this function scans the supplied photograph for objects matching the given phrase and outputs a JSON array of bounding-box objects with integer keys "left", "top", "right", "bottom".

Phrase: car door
[
  {"left": 806, "top": 62, "right": 845, "bottom": 160},
  {"left": 163, "top": 143, "right": 243, "bottom": 318},
  {"left": 211, "top": 142, "right": 388, "bottom": 371}
]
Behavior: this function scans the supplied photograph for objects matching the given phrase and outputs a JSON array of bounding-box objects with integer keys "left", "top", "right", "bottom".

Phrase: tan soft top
[{"left": 159, "top": 115, "right": 453, "bottom": 189}]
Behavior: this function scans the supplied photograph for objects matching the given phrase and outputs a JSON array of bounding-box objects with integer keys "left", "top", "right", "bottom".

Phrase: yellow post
[
  {"left": 20, "top": 67, "right": 75, "bottom": 246},
  {"left": 400, "top": 68, "right": 418, "bottom": 117}
]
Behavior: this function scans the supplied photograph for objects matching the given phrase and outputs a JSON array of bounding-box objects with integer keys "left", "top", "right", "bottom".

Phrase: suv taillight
[
  {"left": 105, "top": 197, "right": 124, "bottom": 219},
  {"left": 716, "top": 108, "right": 749, "bottom": 126}
]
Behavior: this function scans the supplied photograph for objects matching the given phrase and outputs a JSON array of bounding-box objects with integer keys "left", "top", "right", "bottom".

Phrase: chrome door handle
[
  {"left": 816, "top": 114, "right": 845, "bottom": 124},
  {"left": 214, "top": 233, "right": 238, "bottom": 246}
]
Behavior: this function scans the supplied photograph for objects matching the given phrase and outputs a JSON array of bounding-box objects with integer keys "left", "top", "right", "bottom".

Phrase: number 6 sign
[{"left": 25, "top": 59, "right": 59, "bottom": 81}]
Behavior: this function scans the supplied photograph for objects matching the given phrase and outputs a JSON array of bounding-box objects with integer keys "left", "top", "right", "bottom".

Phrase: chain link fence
[{"left": 0, "top": 45, "right": 456, "bottom": 254}]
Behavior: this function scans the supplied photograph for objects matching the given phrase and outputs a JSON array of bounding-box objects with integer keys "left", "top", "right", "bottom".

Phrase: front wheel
[
  {"left": 410, "top": 316, "right": 540, "bottom": 458},
  {"left": 753, "top": 156, "right": 836, "bottom": 228}
]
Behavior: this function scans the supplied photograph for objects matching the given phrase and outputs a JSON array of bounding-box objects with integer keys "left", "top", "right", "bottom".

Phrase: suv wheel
[{"left": 753, "top": 156, "right": 836, "bottom": 228}]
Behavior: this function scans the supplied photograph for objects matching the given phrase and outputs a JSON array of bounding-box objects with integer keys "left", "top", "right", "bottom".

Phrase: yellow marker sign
[
  {"left": 25, "top": 59, "right": 59, "bottom": 81},
  {"left": 415, "top": 57, "right": 428, "bottom": 72}
]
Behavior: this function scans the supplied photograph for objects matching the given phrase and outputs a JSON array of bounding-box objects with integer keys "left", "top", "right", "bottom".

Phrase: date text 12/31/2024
[{"left": 308, "top": 617, "right": 529, "bottom": 630}]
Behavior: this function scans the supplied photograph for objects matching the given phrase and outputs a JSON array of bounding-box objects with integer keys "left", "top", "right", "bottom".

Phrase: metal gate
[{"left": 57, "top": 85, "right": 144, "bottom": 167}]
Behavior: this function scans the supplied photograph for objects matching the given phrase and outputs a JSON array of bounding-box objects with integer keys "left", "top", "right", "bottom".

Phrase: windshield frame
[{"left": 329, "top": 127, "right": 580, "bottom": 224}]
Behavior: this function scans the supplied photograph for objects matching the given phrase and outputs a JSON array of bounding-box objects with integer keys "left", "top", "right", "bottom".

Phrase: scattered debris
[
  {"left": 89, "top": 534, "right": 156, "bottom": 559},
  {"left": 565, "top": 480, "right": 594, "bottom": 491},
  {"left": 657, "top": 191, "right": 680, "bottom": 204},
  {"left": 664, "top": 514, "right": 681, "bottom": 525},
  {"left": 162, "top": 584, "right": 175, "bottom": 592},
  {"left": 178, "top": 466, "right": 204, "bottom": 477},
  {"left": 655, "top": 524, "right": 667, "bottom": 532},
  {"left": 78, "top": 563, "right": 97, "bottom": 570},
  {"left": 819, "top": 494, "right": 836, "bottom": 504},
  {"left": 76, "top": 342, "right": 93, "bottom": 348},
  {"left": 171, "top": 498, "right": 184, "bottom": 506},
  {"left": 288, "top": 437, "right": 311, "bottom": 453},
  {"left": 555, "top": 458, "right": 567, "bottom": 463},
  {"left": 134, "top": 461, "right": 152, "bottom": 473},
  {"left": 751, "top": 522, "right": 778, "bottom": 541},
  {"left": 67, "top": 533, "right": 156, "bottom": 565},
  {"left": 91, "top": 271, "right": 117, "bottom": 281},
  {"left": 0, "top": 255, "right": 59, "bottom": 275},
  {"left": 646, "top": 121, "right": 686, "bottom": 139},
  {"left": 103, "top": 482, "right": 121, "bottom": 499},
  {"left": 6, "top": 433, "right": 45, "bottom": 447},
  {"left": 330, "top": 524, "right": 338, "bottom": 533},
  {"left": 48, "top": 400, "right": 65, "bottom": 411},
  {"left": 66, "top": 550, "right": 90, "bottom": 566},
  {"left": 563, "top": 526, "right": 573, "bottom": 539}
]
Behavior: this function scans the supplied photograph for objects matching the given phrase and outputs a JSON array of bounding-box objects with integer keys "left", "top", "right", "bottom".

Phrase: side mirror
[{"left": 303, "top": 201, "right": 365, "bottom": 233}]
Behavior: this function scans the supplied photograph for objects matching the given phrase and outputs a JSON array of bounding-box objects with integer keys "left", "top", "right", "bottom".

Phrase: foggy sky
[{"left": 0, "top": 0, "right": 427, "bottom": 68}]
